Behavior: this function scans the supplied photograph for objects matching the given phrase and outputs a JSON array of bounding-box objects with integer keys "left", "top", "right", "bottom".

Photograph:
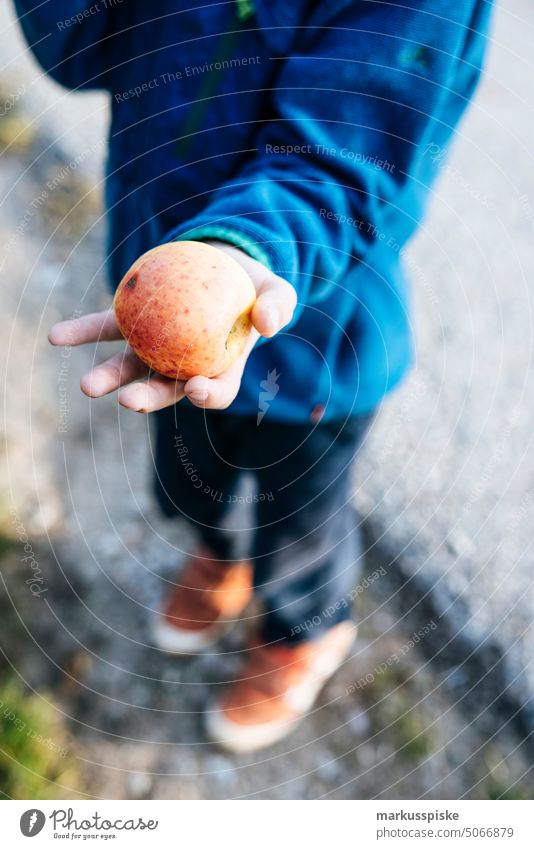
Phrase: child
[{"left": 17, "top": 0, "right": 493, "bottom": 752}]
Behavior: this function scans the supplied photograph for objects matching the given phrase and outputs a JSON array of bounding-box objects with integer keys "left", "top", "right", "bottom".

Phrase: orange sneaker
[
  {"left": 152, "top": 548, "right": 253, "bottom": 654},
  {"left": 205, "top": 622, "right": 356, "bottom": 752}
]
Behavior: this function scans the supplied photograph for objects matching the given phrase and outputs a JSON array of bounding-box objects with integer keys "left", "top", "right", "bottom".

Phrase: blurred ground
[
  {"left": 1, "top": 1, "right": 533, "bottom": 799},
  {"left": 357, "top": 0, "right": 534, "bottom": 745}
]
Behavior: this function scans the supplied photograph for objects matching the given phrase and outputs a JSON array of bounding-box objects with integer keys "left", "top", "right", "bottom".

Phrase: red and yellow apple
[{"left": 113, "top": 241, "right": 256, "bottom": 380}]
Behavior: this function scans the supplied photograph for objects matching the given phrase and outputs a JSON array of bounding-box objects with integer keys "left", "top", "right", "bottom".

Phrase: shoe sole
[
  {"left": 151, "top": 614, "right": 232, "bottom": 655},
  {"left": 205, "top": 703, "right": 301, "bottom": 753}
]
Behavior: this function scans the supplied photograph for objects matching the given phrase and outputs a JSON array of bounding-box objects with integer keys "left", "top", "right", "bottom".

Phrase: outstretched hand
[{"left": 48, "top": 242, "right": 297, "bottom": 413}]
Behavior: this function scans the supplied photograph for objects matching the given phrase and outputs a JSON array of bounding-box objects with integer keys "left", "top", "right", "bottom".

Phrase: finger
[
  {"left": 252, "top": 276, "right": 297, "bottom": 337},
  {"left": 80, "top": 348, "right": 149, "bottom": 397},
  {"left": 118, "top": 375, "right": 186, "bottom": 413},
  {"left": 184, "top": 364, "right": 242, "bottom": 411},
  {"left": 48, "top": 310, "right": 122, "bottom": 347}
]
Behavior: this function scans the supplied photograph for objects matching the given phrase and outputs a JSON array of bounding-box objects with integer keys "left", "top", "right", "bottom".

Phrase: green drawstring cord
[{"left": 174, "top": 1, "right": 256, "bottom": 157}]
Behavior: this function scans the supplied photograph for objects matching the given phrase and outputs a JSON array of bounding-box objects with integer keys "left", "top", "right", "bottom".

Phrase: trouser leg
[
  {"left": 152, "top": 404, "right": 243, "bottom": 559},
  {"left": 249, "top": 415, "right": 373, "bottom": 642},
  {"left": 153, "top": 404, "right": 374, "bottom": 638}
]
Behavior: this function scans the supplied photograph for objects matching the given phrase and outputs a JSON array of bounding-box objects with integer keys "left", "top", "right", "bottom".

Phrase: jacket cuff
[{"left": 165, "top": 216, "right": 299, "bottom": 286}]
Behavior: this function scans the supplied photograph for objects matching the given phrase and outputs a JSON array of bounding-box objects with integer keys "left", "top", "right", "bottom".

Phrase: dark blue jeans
[{"left": 153, "top": 405, "right": 373, "bottom": 642}]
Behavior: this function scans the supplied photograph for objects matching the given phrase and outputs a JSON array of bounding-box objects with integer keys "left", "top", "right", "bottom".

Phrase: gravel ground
[{"left": 1, "top": 0, "right": 533, "bottom": 800}]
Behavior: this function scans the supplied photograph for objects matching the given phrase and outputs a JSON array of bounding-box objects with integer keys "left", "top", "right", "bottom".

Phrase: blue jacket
[{"left": 16, "top": 0, "right": 493, "bottom": 422}]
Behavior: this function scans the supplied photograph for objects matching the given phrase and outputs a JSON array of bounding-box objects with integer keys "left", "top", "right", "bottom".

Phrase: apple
[{"left": 113, "top": 241, "right": 256, "bottom": 380}]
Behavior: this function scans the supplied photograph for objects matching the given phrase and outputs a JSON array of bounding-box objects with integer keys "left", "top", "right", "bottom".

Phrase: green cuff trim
[{"left": 175, "top": 225, "right": 273, "bottom": 271}]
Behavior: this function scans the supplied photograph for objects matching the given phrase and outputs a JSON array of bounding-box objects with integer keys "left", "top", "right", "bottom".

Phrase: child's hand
[{"left": 48, "top": 242, "right": 297, "bottom": 413}]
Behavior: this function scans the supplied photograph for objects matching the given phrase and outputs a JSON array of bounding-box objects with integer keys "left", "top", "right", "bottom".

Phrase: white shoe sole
[
  {"left": 205, "top": 703, "right": 300, "bottom": 753},
  {"left": 205, "top": 624, "right": 356, "bottom": 752},
  {"left": 151, "top": 614, "right": 229, "bottom": 654}
]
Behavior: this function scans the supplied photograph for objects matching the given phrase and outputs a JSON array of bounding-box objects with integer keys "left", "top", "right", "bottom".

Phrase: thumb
[{"left": 251, "top": 275, "right": 297, "bottom": 338}]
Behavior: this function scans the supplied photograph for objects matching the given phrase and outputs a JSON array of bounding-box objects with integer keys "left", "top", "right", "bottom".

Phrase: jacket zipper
[{"left": 175, "top": 0, "right": 256, "bottom": 157}]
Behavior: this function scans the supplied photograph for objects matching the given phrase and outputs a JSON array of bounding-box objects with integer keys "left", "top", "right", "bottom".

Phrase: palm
[{"left": 48, "top": 242, "right": 296, "bottom": 413}]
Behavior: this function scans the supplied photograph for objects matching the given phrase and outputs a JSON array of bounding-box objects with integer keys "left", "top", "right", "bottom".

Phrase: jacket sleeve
[
  {"left": 13, "top": 0, "right": 120, "bottom": 90},
  {"left": 166, "top": 0, "right": 493, "bottom": 320}
]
